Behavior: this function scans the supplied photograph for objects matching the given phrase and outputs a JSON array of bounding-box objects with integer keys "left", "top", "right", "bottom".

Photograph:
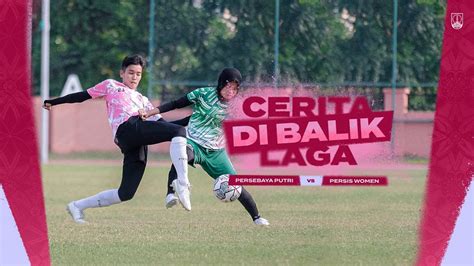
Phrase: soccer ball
[{"left": 213, "top": 174, "right": 242, "bottom": 202}]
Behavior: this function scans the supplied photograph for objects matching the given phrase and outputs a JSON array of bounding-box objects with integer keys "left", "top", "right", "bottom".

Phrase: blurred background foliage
[{"left": 32, "top": 0, "right": 445, "bottom": 109}]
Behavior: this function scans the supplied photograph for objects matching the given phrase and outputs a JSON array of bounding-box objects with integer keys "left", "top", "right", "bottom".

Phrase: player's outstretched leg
[
  {"left": 67, "top": 147, "right": 146, "bottom": 224},
  {"left": 170, "top": 136, "right": 191, "bottom": 211},
  {"left": 166, "top": 144, "right": 195, "bottom": 210},
  {"left": 135, "top": 120, "right": 191, "bottom": 210},
  {"left": 68, "top": 189, "right": 121, "bottom": 224},
  {"left": 238, "top": 187, "right": 270, "bottom": 226}
]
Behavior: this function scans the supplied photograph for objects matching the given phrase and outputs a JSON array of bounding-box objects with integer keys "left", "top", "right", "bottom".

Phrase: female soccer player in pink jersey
[{"left": 43, "top": 54, "right": 191, "bottom": 223}]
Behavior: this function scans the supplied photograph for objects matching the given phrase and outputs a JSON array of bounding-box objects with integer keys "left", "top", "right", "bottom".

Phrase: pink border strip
[
  {"left": 417, "top": 1, "right": 474, "bottom": 265},
  {"left": 0, "top": 1, "right": 51, "bottom": 265}
]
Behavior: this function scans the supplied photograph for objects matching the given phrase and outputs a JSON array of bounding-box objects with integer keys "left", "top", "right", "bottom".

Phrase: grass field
[{"left": 42, "top": 163, "right": 426, "bottom": 265}]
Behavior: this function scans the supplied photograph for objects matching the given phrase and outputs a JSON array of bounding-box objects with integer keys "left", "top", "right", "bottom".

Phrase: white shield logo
[{"left": 451, "top": 13, "right": 463, "bottom": 30}]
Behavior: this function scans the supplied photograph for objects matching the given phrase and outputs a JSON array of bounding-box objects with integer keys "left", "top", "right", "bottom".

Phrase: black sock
[
  {"left": 238, "top": 187, "right": 260, "bottom": 220},
  {"left": 166, "top": 164, "right": 177, "bottom": 195}
]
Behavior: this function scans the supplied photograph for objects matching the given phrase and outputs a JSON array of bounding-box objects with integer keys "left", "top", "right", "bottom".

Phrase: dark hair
[
  {"left": 217, "top": 68, "right": 242, "bottom": 97},
  {"left": 121, "top": 54, "right": 146, "bottom": 70}
]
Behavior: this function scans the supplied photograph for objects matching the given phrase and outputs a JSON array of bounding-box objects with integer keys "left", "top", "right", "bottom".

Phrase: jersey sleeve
[
  {"left": 87, "top": 79, "right": 112, "bottom": 99},
  {"left": 186, "top": 87, "right": 208, "bottom": 103},
  {"left": 143, "top": 95, "right": 155, "bottom": 110},
  {"left": 143, "top": 95, "right": 162, "bottom": 121},
  {"left": 44, "top": 91, "right": 92, "bottom": 106},
  {"left": 158, "top": 96, "right": 192, "bottom": 113}
]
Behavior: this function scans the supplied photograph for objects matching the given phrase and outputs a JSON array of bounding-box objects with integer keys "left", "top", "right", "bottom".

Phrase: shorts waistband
[{"left": 203, "top": 147, "right": 219, "bottom": 153}]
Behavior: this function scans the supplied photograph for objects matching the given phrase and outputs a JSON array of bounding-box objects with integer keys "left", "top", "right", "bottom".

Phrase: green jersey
[{"left": 186, "top": 87, "right": 228, "bottom": 150}]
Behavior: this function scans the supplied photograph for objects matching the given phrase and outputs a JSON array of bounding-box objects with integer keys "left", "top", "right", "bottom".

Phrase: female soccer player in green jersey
[{"left": 142, "top": 68, "right": 269, "bottom": 225}]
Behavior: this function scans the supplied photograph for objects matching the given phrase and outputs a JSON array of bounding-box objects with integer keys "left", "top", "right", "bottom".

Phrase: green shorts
[{"left": 187, "top": 139, "right": 236, "bottom": 179}]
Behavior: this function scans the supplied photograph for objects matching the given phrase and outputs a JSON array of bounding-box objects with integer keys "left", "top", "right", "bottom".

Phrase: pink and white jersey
[{"left": 87, "top": 79, "right": 162, "bottom": 138}]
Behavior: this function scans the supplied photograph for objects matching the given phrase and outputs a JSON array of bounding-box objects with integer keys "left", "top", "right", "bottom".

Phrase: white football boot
[
  {"left": 66, "top": 201, "right": 86, "bottom": 224},
  {"left": 165, "top": 193, "right": 179, "bottom": 209},
  {"left": 254, "top": 217, "right": 270, "bottom": 226},
  {"left": 172, "top": 179, "right": 191, "bottom": 211}
]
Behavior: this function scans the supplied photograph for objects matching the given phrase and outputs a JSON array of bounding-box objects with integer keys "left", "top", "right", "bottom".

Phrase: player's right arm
[
  {"left": 142, "top": 95, "right": 193, "bottom": 119},
  {"left": 157, "top": 95, "right": 193, "bottom": 113},
  {"left": 42, "top": 91, "right": 92, "bottom": 110},
  {"left": 142, "top": 87, "right": 208, "bottom": 119},
  {"left": 43, "top": 79, "right": 112, "bottom": 110}
]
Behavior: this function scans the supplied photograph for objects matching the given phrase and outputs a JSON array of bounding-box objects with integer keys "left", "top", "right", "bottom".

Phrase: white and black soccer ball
[{"left": 213, "top": 174, "right": 242, "bottom": 202}]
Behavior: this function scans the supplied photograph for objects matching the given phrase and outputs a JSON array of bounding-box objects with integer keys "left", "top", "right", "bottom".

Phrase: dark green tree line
[{"left": 32, "top": 0, "right": 445, "bottom": 105}]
